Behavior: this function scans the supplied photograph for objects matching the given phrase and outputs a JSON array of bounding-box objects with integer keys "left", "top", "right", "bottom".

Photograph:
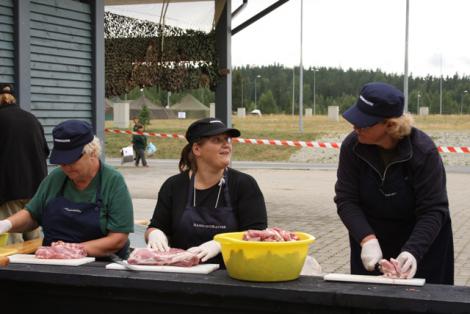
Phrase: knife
[
  {"left": 375, "top": 262, "right": 382, "bottom": 273},
  {"left": 109, "top": 253, "right": 139, "bottom": 271}
]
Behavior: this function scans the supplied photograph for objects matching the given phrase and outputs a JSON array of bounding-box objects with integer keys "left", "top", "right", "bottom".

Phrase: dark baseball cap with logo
[
  {"left": 50, "top": 120, "right": 94, "bottom": 164},
  {"left": 185, "top": 118, "right": 240, "bottom": 143},
  {"left": 343, "top": 82, "right": 404, "bottom": 128}
]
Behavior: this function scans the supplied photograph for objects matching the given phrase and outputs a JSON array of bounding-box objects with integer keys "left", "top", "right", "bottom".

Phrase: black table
[{"left": 0, "top": 262, "right": 469, "bottom": 314}]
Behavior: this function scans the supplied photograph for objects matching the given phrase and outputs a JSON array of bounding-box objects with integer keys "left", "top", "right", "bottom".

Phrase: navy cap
[
  {"left": 185, "top": 118, "right": 240, "bottom": 143},
  {"left": 50, "top": 120, "right": 94, "bottom": 164},
  {"left": 343, "top": 82, "right": 404, "bottom": 128}
]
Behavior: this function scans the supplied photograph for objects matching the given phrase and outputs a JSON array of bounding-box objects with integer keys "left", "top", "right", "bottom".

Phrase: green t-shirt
[{"left": 26, "top": 163, "right": 134, "bottom": 235}]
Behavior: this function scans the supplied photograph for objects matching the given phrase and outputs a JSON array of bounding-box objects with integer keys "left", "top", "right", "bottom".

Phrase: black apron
[
  {"left": 171, "top": 170, "right": 238, "bottom": 265},
  {"left": 41, "top": 164, "right": 129, "bottom": 258}
]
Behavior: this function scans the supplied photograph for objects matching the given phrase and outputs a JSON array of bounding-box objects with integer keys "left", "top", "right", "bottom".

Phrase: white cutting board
[
  {"left": 324, "top": 273, "right": 425, "bottom": 286},
  {"left": 9, "top": 254, "right": 95, "bottom": 266},
  {"left": 106, "top": 262, "right": 219, "bottom": 274}
]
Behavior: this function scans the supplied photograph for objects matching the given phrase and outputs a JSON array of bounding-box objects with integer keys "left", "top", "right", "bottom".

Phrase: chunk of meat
[
  {"left": 243, "top": 227, "right": 299, "bottom": 242},
  {"left": 35, "top": 241, "right": 87, "bottom": 259},
  {"left": 127, "top": 248, "right": 200, "bottom": 267},
  {"left": 379, "top": 258, "right": 410, "bottom": 279}
]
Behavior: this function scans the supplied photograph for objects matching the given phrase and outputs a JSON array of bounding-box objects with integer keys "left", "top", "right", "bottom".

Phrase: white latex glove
[
  {"left": 396, "top": 251, "right": 417, "bottom": 279},
  {"left": 0, "top": 219, "right": 12, "bottom": 234},
  {"left": 300, "top": 255, "right": 323, "bottom": 276},
  {"left": 187, "top": 240, "right": 221, "bottom": 262},
  {"left": 361, "top": 238, "right": 383, "bottom": 271},
  {"left": 147, "top": 228, "right": 169, "bottom": 252}
]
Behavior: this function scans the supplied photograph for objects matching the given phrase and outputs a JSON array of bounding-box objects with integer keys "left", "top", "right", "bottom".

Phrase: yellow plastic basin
[
  {"left": 0, "top": 233, "right": 8, "bottom": 247},
  {"left": 214, "top": 231, "right": 315, "bottom": 282}
]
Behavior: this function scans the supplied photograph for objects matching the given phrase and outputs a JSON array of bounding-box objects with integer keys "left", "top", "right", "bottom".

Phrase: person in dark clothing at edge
[
  {"left": 0, "top": 84, "right": 49, "bottom": 244},
  {"left": 334, "top": 82, "right": 454, "bottom": 284},
  {"left": 132, "top": 124, "right": 148, "bottom": 167},
  {"left": 145, "top": 118, "right": 268, "bottom": 266}
]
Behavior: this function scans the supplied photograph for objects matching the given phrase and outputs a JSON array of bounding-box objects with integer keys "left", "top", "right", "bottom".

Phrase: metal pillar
[{"left": 215, "top": 0, "right": 232, "bottom": 126}]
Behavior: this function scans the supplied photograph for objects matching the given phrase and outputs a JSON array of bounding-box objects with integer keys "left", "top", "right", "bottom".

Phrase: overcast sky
[{"left": 106, "top": 0, "right": 470, "bottom": 78}]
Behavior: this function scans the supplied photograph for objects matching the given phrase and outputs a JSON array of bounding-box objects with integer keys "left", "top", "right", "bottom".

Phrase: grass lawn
[{"left": 104, "top": 114, "right": 470, "bottom": 161}]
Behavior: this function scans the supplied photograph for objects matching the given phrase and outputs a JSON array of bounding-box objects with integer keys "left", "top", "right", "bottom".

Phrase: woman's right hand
[
  {"left": 360, "top": 237, "right": 383, "bottom": 271},
  {"left": 147, "top": 228, "right": 169, "bottom": 252}
]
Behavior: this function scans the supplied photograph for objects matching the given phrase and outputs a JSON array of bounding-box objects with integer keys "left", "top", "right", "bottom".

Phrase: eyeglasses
[{"left": 354, "top": 120, "right": 385, "bottom": 131}]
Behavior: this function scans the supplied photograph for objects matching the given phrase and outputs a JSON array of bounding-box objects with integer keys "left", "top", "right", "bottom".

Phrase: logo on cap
[
  {"left": 54, "top": 139, "right": 71, "bottom": 143},
  {"left": 359, "top": 95, "right": 375, "bottom": 107}
]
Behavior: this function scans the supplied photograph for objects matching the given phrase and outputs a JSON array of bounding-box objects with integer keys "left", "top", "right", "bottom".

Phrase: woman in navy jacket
[{"left": 334, "top": 82, "right": 453, "bottom": 284}]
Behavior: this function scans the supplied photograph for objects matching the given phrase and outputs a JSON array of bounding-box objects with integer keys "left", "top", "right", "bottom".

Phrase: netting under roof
[{"left": 105, "top": 11, "right": 220, "bottom": 96}]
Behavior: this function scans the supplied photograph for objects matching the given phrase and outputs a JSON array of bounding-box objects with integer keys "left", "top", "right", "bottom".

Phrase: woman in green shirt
[{"left": 0, "top": 120, "right": 134, "bottom": 258}]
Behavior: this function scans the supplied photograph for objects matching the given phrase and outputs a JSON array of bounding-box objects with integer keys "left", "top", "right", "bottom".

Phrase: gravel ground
[{"left": 289, "top": 131, "right": 470, "bottom": 166}]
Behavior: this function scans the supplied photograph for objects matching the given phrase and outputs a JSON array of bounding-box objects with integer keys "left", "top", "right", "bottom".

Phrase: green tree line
[
  {"left": 115, "top": 65, "right": 470, "bottom": 115},
  {"left": 232, "top": 65, "right": 470, "bottom": 115}
]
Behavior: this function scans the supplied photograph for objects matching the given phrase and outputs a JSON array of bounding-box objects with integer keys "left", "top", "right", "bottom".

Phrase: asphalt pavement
[{"left": 108, "top": 158, "right": 470, "bottom": 286}]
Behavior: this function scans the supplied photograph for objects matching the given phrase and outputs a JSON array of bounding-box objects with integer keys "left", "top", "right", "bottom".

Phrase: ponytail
[{"left": 178, "top": 143, "right": 197, "bottom": 173}]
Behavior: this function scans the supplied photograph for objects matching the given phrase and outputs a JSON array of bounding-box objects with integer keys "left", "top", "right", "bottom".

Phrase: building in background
[{"left": 0, "top": 0, "right": 105, "bottom": 149}]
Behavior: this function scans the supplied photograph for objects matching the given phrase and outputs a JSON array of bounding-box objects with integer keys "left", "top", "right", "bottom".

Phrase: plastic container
[
  {"left": 0, "top": 233, "right": 8, "bottom": 247},
  {"left": 214, "top": 231, "right": 315, "bottom": 282}
]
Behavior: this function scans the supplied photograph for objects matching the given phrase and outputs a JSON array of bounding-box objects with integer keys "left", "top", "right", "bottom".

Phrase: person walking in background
[
  {"left": 132, "top": 124, "right": 148, "bottom": 167},
  {"left": 0, "top": 84, "right": 49, "bottom": 244},
  {"left": 0, "top": 120, "right": 134, "bottom": 258},
  {"left": 132, "top": 116, "right": 140, "bottom": 131},
  {"left": 145, "top": 118, "right": 268, "bottom": 266},
  {"left": 334, "top": 82, "right": 454, "bottom": 284}
]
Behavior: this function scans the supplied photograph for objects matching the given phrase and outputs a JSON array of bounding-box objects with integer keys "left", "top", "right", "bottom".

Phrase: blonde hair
[
  {"left": 385, "top": 113, "right": 414, "bottom": 140},
  {"left": 82, "top": 136, "right": 102, "bottom": 158},
  {"left": 0, "top": 87, "right": 16, "bottom": 105}
]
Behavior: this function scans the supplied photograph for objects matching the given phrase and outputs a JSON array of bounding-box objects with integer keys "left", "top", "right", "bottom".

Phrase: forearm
[
  {"left": 82, "top": 232, "right": 128, "bottom": 257},
  {"left": 8, "top": 209, "right": 39, "bottom": 233},
  {"left": 402, "top": 211, "right": 444, "bottom": 261},
  {"left": 337, "top": 202, "right": 375, "bottom": 244}
]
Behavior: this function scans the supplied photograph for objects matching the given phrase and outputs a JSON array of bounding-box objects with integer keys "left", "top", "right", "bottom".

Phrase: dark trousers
[{"left": 135, "top": 148, "right": 147, "bottom": 166}]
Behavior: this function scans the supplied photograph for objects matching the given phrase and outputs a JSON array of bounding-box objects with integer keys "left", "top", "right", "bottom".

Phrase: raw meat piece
[
  {"left": 379, "top": 258, "right": 411, "bottom": 279},
  {"left": 35, "top": 241, "right": 87, "bottom": 259},
  {"left": 127, "top": 248, "right": 200, "bottom": 267},
  {"left": 243, "top": 227, "right": 299, "bottom": 242}
]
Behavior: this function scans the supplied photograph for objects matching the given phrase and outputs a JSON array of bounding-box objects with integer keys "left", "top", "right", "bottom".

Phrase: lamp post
[
  {"left": 298, "top": 0, "right": 304, "bottom": 132},
  {"left": 313, "top": 67, "right": 316, "bottom": 115},
  {"left": 460, "top": 90, "right": 468, "bottom": 115},
  {"left": 403, "top": 0, "right": 410, "bottom": 112},
  {"left": 254, "top": 74, "right": 261, "bottom": 110},
  {"left": 292, "top": 67, "right": 295, "bottom": 116},
  {"left": 241, "top": 77, "right": 244, "bottom": 108},
  {"left": 417, "top": 92, "right": 421, "bottom": 115},
  {"left": 439, "top": 54, "right": 443, "bottom": 114}
]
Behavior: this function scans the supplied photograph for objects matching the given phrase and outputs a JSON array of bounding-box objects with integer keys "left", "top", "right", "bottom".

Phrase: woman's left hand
[
  {"left": 187, "top": 240, "right": 221, "bottom": 262},
  {"left": 396, "top": 251, "right": 417, "bottom": 279}
]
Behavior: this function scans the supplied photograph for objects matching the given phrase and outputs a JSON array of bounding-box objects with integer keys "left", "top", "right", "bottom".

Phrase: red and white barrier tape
[
  {"left": 105, "top": 128, "right": 185, "bottom": 140},
  {"left": 105, "top": 128, "right": 470, "bottom": 154},
  {"left": 438, "top": 146, "right": 470, "bottom": 154}
]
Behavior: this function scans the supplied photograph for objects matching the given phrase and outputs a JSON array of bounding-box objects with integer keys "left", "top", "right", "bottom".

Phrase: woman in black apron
[
  {"left": 0, "top": 120, "right": 132, "bottom": 259},
  {"left": 335, "top": 83, "right": 454, "bottom": 284},
  {"left": 145, "top": 118, "right": 268, "bottom": 266}
]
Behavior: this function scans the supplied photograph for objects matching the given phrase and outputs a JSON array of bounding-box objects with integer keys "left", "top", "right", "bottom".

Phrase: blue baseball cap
[
  {"left": 50, "top": 120, "right": 94, "bottom": 164},
  {"left": 343, "top": 82, "right": 404, "bottom": 128}
]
